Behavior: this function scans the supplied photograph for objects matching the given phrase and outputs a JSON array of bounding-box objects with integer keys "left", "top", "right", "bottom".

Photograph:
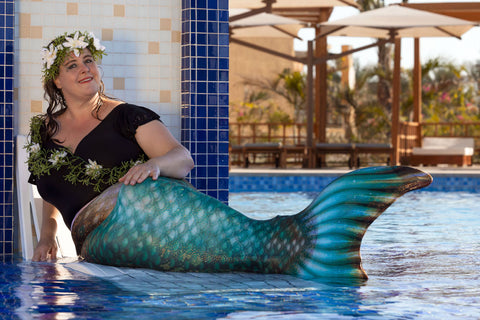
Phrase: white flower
[
  {"left": 85, "top": 159, "right": 103, "bottom": 178},
  {"left": 89, "top": 32, "right": 105, "bottom": 52},
  {"left": 41, "top": 44, "right": 57, "bottom": 69},
  {"left": 28, "top": 143, "right": 41, "bottom": 155},
  {"left": 63, "top": 31, "right": 88, "bottom": 57},
  {"left": 48, "top": 150, "right": 67, "bottom": 166}
]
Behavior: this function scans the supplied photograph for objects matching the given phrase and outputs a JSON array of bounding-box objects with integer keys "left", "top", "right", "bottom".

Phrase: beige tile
[
  {"left": 31, "top": 100, "right": 43, "bottom": 113},
  {"left": 19, "top": 13, "right": 31, "bottom": 27},
  {"left": 102, "top": 28, "right": 114, "bottom": 41},
  {"left": 113, "top": 78, "right": 125, "bottom": 90},
  {"left": 160, "top": 19, "right": 171, "bottom": 31},
  {"left": 30, "top": 26, "right": 43, "bottom": 39},
  {"left": 13, "top": 88, "right": 18, "bottom": 101},
  {"left": 171, "top": 31, "right": 181, "bottom": 43},
  {"left": 67, "top": 2, "right": 78, "bottom": 15},
  {"left": 19, "top": 25, "right": 42, "bottom": 39},
  {"left": 19, "top": 26, "right": 30, "bottom": 38},
  {"left": 160, "top": 90, "right": 171, "bottom": 103},
  {"left": 148, "top": 42, "right": 159, "bottom": 54},
  {"left": 114, "top": 4, "right": 125, "bottom": 17}
]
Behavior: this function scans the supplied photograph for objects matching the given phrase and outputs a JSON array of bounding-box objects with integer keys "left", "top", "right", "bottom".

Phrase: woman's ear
[{"left": 54, "top": 77, "right": 61, "bottom": 89}]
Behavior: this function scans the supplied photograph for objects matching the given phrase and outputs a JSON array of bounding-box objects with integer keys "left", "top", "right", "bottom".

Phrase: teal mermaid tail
[{"left": 75, "top": 166, "right": 432, "bottom": 279}]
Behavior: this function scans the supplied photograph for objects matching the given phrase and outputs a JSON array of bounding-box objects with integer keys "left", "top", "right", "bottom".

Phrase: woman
[
  {"left": 28, "top": 31, "right": 432, "bottom": 280},
  {"left": 28, "top": 31, "right": 194, "bottom": 262}
]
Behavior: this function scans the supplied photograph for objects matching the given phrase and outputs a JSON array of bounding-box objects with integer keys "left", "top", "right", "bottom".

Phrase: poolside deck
[
  {"left": 230, "top": 165, "right": 480, "bottom": 176},
  {"left": 63, "top": 259, "right": 322, "bottom": 296}
]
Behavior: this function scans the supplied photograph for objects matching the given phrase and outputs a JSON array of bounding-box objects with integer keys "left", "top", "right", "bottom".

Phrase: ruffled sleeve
[{"left": 115, "top": 104, "right": 161, "bottom": 141}]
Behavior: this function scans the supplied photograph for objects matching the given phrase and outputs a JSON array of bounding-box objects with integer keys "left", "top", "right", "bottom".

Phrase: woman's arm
[
  {"left": 32, "top": 200, "right": 60, "bottom": 261},
  {"left": 119, "top": 120, "right": 194, "bottom": 185}
]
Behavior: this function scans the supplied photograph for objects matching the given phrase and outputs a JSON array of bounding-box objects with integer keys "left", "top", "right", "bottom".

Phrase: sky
[{"left": 294, "top": 0, "right": 480, "bottom": 69}]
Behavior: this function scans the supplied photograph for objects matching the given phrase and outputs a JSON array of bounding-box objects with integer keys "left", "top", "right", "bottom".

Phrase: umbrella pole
[
  {"left": 307, "top": 40, "right": 314, "bottom": 167},
  {"left": 391, "top": 37, "right": 401, "bottom": 166},
  {"left": 413, "top": 38, "right": 422, "bottom": 147}
]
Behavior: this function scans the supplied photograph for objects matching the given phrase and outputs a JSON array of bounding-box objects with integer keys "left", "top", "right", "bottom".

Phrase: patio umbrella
[
  {"left": 230, "top": 0, "right": 358, "bottom": 9},
  {"left": 229, "top": 8, "right": 305, "bottom": 38},
  {"left": 317, "top": 5, "right": 476, "bottom": 165},
  {"left": 318, "top": 5, "right": 474, "bottom": 39}
]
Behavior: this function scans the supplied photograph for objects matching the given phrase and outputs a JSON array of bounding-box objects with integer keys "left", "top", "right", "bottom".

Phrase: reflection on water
[{"left": 1, "top": 191, "right": 479, "bottom": 319}]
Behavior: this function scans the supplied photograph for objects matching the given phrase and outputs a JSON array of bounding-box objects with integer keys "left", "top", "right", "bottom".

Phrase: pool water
[{"left": 1, "top": 191, "right": 480, "bottom": 319}]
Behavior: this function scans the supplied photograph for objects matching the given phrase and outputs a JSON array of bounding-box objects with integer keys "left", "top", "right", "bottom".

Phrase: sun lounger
[
  {"left": 315, "top": 143, "right": 355, "bottom": 168},
  {"left": 354, "top": 143, "right": 393, "bottom": 167},
  {"left": 410, "top": 137, "right": 474, "bottom": 166},
  {"left": 243, "top": 142, "right": 282, "bottom": 168},
  {"left": 280, "top": 145, "right": 309, "bottom": 168}
]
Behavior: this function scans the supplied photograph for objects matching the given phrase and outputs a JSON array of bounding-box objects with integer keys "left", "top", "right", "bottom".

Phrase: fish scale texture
[
  {"left": 81, "top": 178, "right": 313, "bottom": 274},
  {"left": 78, "top": 166, "right": 432, "bottom": 279}
]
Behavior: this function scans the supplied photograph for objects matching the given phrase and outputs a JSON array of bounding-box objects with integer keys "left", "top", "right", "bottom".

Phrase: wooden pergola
[
  {"left": 400, "top": 2, "right": 480, "bottom": 163},
  {"left": 230, "top": 1, "right": 480, "bottom": 167},
  {"left": 269, "top": 6, "right": 349, "bottom": 144},
  {"left": 294, "top": 2, "right": 480, "bottom": 165}
]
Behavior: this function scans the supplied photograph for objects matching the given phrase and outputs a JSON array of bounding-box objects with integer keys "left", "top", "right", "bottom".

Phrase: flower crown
[{"left": 41, "top": 31, "right": 106, "bottom": 84}]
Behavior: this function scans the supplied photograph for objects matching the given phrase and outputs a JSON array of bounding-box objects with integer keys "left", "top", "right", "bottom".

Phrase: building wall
[
  {"left": 229, "top": 37, "right": 302, "bottom": 120},
  {"left": 0, "top": 0, "right": 229, "bottom": 259}
]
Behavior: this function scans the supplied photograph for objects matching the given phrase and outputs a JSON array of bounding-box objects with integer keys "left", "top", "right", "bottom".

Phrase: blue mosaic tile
[
  {"left": 229, "top": 174, "right": 480, "bottom": 194},
  {"left": 181, "top": 0, "right": 229, "bottom": 203},
  {"left": 0, "top": 0, "right": 15, "bottom": 257}
]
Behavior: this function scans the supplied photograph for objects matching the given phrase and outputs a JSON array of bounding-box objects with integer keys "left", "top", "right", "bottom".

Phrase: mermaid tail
[{"left": 75, "top": 166, "right": 432, "bottom": 279}]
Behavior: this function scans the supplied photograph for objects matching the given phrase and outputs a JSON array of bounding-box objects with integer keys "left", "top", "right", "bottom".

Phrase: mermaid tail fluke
[
  {"left": 76, "top": 166, "right": 432, "bottom": 279},
  {"left": 293, "top": 166, "right": 432, "bottom": 279}
]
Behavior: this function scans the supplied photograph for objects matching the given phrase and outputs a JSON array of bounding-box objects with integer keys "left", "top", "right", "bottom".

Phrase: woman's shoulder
[
  {"left": 106, "top": 102, "right": 161, "bottom": 138},
  {"left": 109, "top": 102, "right": 160, "bottom": 120}
]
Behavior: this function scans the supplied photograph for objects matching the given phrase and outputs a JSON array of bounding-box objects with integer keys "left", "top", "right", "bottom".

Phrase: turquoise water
[{"left": 1, "top": 191, "right": 479, "bottom": 319}]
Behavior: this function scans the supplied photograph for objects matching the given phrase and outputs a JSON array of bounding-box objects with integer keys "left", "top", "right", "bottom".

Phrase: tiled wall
[
  {"left": 1, "top": 0, "right": 229, "bottom": 258},
  {"left": 181, "top": 0, "right": 229, "bottom": 202},
  {"left": 0, "top": 0, "right": 15, "bottom": 260},
  {"left": 14, "top": 0, "right": 183, "bottom": 137},
  {"left": 229, "top": 172, "right": 480, "bottom": 193}
]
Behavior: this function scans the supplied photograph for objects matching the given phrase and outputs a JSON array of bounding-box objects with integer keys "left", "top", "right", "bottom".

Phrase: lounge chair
[
  {"left": 15, "top": 135, "right": 77, "bottom": 260},
  {"left": 354, "top": 143, "right": 393, "bottom": 167},
  {"left": 243, "top": 142, "right": 282, "bottom": 168},
  {"left": 409, "top": 137, "right": 474, "bottom": 166},
  {"left": 314, "top": 143, "right": 355, "bottom": 168}
]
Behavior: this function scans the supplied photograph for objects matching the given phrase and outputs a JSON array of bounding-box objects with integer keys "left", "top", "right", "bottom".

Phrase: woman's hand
[
  {"left": 119, "top": 120, "right": 194, "bottom": 185},
  {"left": 119, "top": 160, "right": 161, "bottom": 185},
  {"left": 32, "top": 201, "right": 60, "bottom": 261},
  {"left": 32, "top": 237, "right": 58, "bottom": 261}
]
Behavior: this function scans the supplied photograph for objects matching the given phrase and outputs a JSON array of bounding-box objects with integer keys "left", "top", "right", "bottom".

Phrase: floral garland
[
  {"left": 41, "top": 31, "right": 106, "bottom": 84},
  {"left": 26, "top": 116, "right": 146, "bottom": 193}
]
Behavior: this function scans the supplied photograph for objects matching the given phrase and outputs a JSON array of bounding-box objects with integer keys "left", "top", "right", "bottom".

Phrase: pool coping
[{"left": 230, "top": 166, "right": 480, "bottom": 177}]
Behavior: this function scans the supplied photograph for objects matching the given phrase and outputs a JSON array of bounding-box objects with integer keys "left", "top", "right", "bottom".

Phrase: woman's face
[{"left": 53, "top": 49, "right": 101, "bottom": 102}]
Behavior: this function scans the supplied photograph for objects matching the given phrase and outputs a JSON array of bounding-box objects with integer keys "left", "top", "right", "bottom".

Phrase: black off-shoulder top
[{"left": 28, "top": 103, "right": 160, "bottom": 228}]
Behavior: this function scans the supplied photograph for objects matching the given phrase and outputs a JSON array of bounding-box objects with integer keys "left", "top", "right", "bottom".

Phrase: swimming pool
[{"left": 1, "top": 190, "right": 479, "bottom": 319}]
